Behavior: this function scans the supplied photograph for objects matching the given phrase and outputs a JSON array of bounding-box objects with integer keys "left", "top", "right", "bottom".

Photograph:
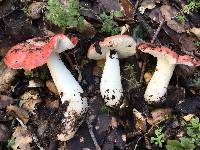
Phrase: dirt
[{"left": 0, "top": 0, "right": 200, "bottom": 150}]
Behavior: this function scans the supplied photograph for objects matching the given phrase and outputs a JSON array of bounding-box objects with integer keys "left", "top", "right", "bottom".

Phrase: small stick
[
  {"left": 86, "top": 119, "right": 101, "bottom": 150},
  {"left": 151, "top": 19, "right": 164, "bottom": 44},
  {"left": 133, "top": 0, "right": 142, "bottom": 17},
  {"left": 139, "top": 55, "right": 147, "bottom": 82}
]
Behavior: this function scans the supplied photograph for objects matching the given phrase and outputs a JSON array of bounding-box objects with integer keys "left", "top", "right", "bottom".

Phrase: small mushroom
[
  {"left": 137, "top": 43, "right": 200, "bottom": 104},
  {"left": 4, "top": 34, "right": 88, "bottom": 141},
  {"left": 87, "top": 35, "right": 137, "bottom": 107}
]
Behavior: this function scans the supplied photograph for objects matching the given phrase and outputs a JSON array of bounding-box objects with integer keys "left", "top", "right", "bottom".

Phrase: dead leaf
[
  {"left": 0, "top": 123, "right": 9, "bottom": 141},
  {"left": 7, "top": 105, "right": 29, "bottom": 124},
  {"left": 147, "top": 108, "right": 172, "bottom": 125},
  {"left": 133, "top": 108, "right": 147, "bottom": 132},
  {"left": 144, "top": 72, "right": 152, "bottom": 84},
  {"left": 46, "top": 79, "right": 59, "bottom": 96},
  {"left": 99, "top": 0, "right": 120, "bottom": 12},
  {"left": 19, "top": 90, "right": 41, "bottom": 114},
  {"left": 182, "top": 114, "right": 194, "bottom": 121},
  {"left": 12, "top": 126, "right": 32, "bottom": 150},
  {"left": 179, "top": 34, "right": 197, "bottom": 54},
  {"left": 44, "top": 98, "right": 59, "bottom": 109},
  {"left": 120, "top": 0, "right": 135, "bottom": 20},
  {"left": 190, "top": 27, "right": 200, "bottom": 40},
  {"left": 160, "top": 5, "right": 185, "bottom": 33},
  {"left": 0, "top": 63, "right": 17, "bottom": 93},
  {"left": 0, "top": 95, "right": 14, "bottom": 109},
  {"left": 139, "top": 0, "right": 157, "bottom": 14}
]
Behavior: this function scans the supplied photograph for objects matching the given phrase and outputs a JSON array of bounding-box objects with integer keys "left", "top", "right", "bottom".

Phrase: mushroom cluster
[
  {"left": 4, "top": 32, "right": 200, "bottom": 141},
  {"left": 4, "top": 34, "right": 88, "bottom": 141}
]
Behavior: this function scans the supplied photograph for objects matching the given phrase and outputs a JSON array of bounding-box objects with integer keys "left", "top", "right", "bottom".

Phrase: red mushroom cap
[
  {"left": 137, "top": 43, "right": 178, "bottom": 64},
  {"left": 178, "top": 55, "right": 200, "bottom": 66},
  {"left": 4, "top": 34, "right": 77, "bottom": 70}
]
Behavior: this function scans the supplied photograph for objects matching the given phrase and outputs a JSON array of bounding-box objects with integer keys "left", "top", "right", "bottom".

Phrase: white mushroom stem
[
  {"left": 47, "top": 52, "right": 88, "bottom": 141},
  {"left": 144, "top": 58, "right": 175, "bottom": 103},
  {"left": 100, "top": 50, "right": 123, "bottom": 107}
]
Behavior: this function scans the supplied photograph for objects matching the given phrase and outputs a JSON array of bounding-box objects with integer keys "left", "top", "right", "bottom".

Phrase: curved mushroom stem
[
  {"left": 47, "top": 52, "right": 88, "bottom": 141},
  {"left": 100, "top": 50, "right": 123, "bottom": 107},
  {"left": 144, "top": 58, "right": 175, "bottom": 103}
]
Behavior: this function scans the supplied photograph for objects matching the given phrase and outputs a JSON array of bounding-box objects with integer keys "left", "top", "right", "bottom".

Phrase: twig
[
  {"left": 133, "top": 136, "right": 143, "bottom": 150},
  {"left": 151, "top": 19, "right": 164, "bottom": 44},
  {"left": 139, "top": 55, "right": 147, "bottom": 82},
  {"left": 86, "top": 119, "right": 101, "bottom": 150},
  {"left": 133, "top": 0, "right": 142, "bottom": 17}
]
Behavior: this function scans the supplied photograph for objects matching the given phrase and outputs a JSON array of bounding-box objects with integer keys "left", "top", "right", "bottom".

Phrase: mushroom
[
  {"left": 4, "top": 34, "right": 88, "bottom": 141},
  {"left": 137, "top": 43, "right": 200, "bottom": 104},
  {"left": 87, "top": 35, "right": 137, "bottom": 107}
]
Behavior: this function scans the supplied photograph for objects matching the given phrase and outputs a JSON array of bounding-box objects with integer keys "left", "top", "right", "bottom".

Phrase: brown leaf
[
  {"left": 160, "top": 5, "right": 185, "bottom": 33},
  {"left": 7, "top": 105, "right": 29, "bottom": 124},
  {"left": 179, "top": 34, "right": 197, "bottom": 54},
  {"left": 139, "top": 0, "right": 157, "bottom": 14},
  {"left": 0, "top": 95, "right": 14, "bottom": 109},
  {"left": 19, "top": 90, "right": 41, "bottom": 114},
  {"left": 190, "top": 27, "right": 200, "bottom": 40},
  {"left": 147, "top": 108, "right": 172, "bottom": 125},
  {"left": 44, "top": 98, "right": 59, "bottom": 109},
  {"left": 99, "top": 0, "right": 120, "bottom": 12},
  {"left": 0, "top": 123, "right": 9, "bottom": 142},
  {"left": 120, "top": 0, "right": 135, "bottom": 20},
  {"left": 12, "top": 126, "right": 32, "bottom": 150},
  {"left": 0, "top": 63, "right": 17, "bottom": 93},
  {"left": 133, "top": 109, "right": 147, "bottom": 132},
  {"left": 46, "top": 79, "right": 59, "bottom": 96}
]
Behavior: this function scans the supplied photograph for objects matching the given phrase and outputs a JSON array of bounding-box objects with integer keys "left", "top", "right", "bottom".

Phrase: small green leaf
[
  {"left": 113, "top": 10, "right": 123, "bottom": 17},
  {"left": 166, "top": 140, "right": 183, "bottom": 150}
]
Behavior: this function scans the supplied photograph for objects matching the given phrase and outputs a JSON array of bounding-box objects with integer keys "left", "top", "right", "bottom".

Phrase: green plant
[
  {"left": 24, "top": 68, "right": 50, "bottom": 80},
  {"left": 100, "top": 104, "right": 109, "bottom": 113},
  {"left": 151, "top": 127, "right": 165, "bottom": 148},
  {"left": 24, "top": 70, "right": 35, "bottom": 78},
  {"left": 7, "top": 136, "right": 15, "bottom": 149},
  {"left": 100, "top": 11, "right": 122, "bottom": 35},
  {"left": 194, "top": 41, "right": 200, "bottom": 47},
  {"left": 176, "top": 15, "right": 186, "bottom": 23},
  {"left": 176, "top": 0, "right": 200, "bottom": 23},
  {"left": 124, "top": 64, "right": 140, "bottom": 88},
  {"left": 166, "top": 116, "right": 200, "bottom": 150},
  {"left": 45, "top": 0, "right": 84, "bottom": 29},
  {"left": 22, "top": 3, "right": 29, "bottom": 15}
]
